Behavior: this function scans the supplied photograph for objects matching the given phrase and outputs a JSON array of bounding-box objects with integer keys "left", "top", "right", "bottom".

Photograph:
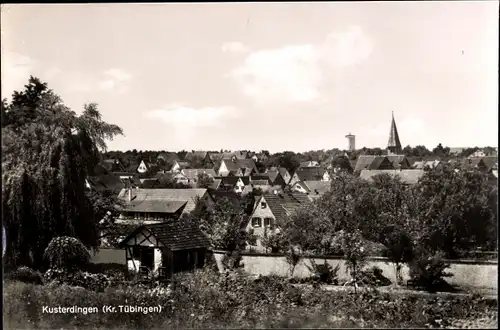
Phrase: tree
[
  {"left": 432, "top": 143, "right": 450, "bottom": 158},
  {"left": 2, "top": 77, "right": 123, "bottom": 269},
  {"left": 196, "top": 172, "right": 214, "bottom": 189},
  {"left": 331, "top": 155, "right": 353, "bottom": 174},
  {"left": 409, "top": 165, "right": 496, "bottom": 258}
]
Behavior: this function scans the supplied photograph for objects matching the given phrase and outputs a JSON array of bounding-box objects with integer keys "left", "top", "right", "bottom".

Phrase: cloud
[
  {"left": 230, "top": 26, "right": 374, "bottom": 105},
  {"left": 98, "top": 68, "right": 133, "bottom": 94},
  {"left": 145, "top": 104, "right": 236, "bottom": 128},
  {"left": 221, "top": 42, "right": 250, "bottom": 53}
]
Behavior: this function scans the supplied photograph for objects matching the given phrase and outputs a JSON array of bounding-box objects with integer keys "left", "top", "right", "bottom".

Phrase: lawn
[{"left": 3, "top": 268, "right": 498, "bottom": 329}]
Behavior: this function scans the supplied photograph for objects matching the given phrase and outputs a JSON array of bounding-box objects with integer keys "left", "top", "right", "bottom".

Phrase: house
[
  {"left": 118, "top": 221, "right": 211, "bottom": 278},
  {"left": 461, "top": 157, "right": 497, "bottom": 172},
  {"left": 412, "top": 160, "right": 442, "bottom": 170},
  {"left": 299, "top": 161, "right": 320, "bottom": 168},
  {"left": 232, "top": 167, "right": 256, "bottom": 177},
  {"left": 181, "top": 169, "right": 217, "bottom": 187},
  {"left": 251, "top": 152, "right": 269, "bottom": 163},
  {"left": 468, "top": 150, "right": 486, "bottom": 159},
  {"left": 221, "top": 151, "right": 248, "bottom": 160},
  {"left": 217, "top": 158, "right": 258, "bottom": 177},
  {"left": 136, "top": 160, "right": 158, "bottom": 175},
  {"left": 355, "top": 155, "right": 395, "bottom": 172},
  {"left": 85, "top": 175, "right": 132, "bottom": 194},
  {"left": 250, "top": 175, "right": 272, "bottom": 185},
  {"left": 293, "top": 167, "right": 331, "bottom": 182},
  {"left": 219, "top": 176, "right": 251, "bottom": 194},
  {"left": 386, "top": 155, "right": 412, "bottom": 169},
  {"left": 170, "top": 161, "right": 190, "bottom": 173},
  {"left": 449, "top": 147, "right": 466, "bottom": 156},
  {"left": 359, "top": 169, "right": 425, "bottom": 185},
  {"left": 246, "top": 192, "right": 308, "bottom": 252},
  {"left": 271, "top": 167, "right": 292, "bottom": 185},
  {"left": 261, "top": 169, "right": 287, "bottom": 187},
  {"left": 172, "top": 172, "right": 190, "bottom": 185},
  {"left": 100, "top": 159, "right": 126, "bottom": 173},
  {"left": 116, "top": 188, "right": 215, "bottom": 225},
  {"left": 291, "top": 181, "right": 331, "bottom": 200},
  {"left": 210, "top": 178, "right": 222, "bottom": 190},
  {"left": 184, "top": 151, "right": 214, "bottom": 167},
  {"left": 251, "top": 179, "right": 272, "bottom": 191}
]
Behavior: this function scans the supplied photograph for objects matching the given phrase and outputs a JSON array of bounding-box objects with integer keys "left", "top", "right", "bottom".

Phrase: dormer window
[{"left": 261, "top": 201, "right": 267, "bottom": 209}]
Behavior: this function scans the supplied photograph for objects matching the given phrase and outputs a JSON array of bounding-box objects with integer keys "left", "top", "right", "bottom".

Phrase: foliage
[
  {"left": 2, "top": 77, "right": 123, "bottom": 269},
  {"left": 305, "top": 259, "right": 340, "bottom": 284},
  {"left": 43, "top": 236, "right": 91, "bottom": 270},
  {"left": 330, "top": 155, "right": 354, "bottom": 173},
  {"left": 260, "top": 227, "right": 284, "bottom": 253},
  {"left": 5, "top": 266, "right": 44, "bottom": 285},
  {"left": 340, "top": 229, "right": 369, "bottom": 285},
  {"left": 196, "top": 172, "right": 214, "bottom": 188},
  {"left": 4, "top": 273, "right": 498, "bottom": 329},
  {"left": 358, "top": 266, "right": 392, "bottom": 287},
  {"left": 408, "top": 251, "right": 454, "bottom": 293},
  {"left": 155, "top": 173, "right": 192, "bottom": 189}
]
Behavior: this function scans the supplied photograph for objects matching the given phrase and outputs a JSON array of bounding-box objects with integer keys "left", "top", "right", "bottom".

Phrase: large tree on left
[{"left": 2, "top": 76, "right": 123, "bottom": 269}]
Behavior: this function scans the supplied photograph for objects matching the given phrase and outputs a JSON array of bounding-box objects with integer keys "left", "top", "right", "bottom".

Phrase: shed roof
[{"left": 119, "top": 222, "right": 211, "bottom": 251}]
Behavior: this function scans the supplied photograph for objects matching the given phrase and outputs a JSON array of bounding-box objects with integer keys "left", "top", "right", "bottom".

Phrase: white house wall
[{"left": 246, "top": 196, "right": 276, "bottom": 251}]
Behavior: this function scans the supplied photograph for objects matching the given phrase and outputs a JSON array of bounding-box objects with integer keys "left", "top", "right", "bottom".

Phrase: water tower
[{"left": 345, "top": 133, "right": 356, "bottom": 152}]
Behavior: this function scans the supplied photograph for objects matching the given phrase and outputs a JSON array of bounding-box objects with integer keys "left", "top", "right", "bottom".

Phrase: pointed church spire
[{"left": 387, "top": 112, "right": 402, "bottom": 155}]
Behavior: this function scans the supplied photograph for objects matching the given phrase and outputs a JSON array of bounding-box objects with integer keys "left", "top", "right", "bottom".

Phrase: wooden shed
[{"left": 118, "top": 221, "right": 211, "bottom": 279}]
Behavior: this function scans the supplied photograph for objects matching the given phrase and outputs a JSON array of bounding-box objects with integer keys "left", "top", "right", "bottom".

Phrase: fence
[{"left": 213, "top": 250, "right": 498, "bottom": 289}]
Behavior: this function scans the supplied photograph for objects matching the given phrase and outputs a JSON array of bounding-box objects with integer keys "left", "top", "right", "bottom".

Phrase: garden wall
[
  {"left": 213, "top": 251, "right": 498, "bottom": 289},
  {"left": 90, "top": 248, "right": 126, "bottom": 265}
]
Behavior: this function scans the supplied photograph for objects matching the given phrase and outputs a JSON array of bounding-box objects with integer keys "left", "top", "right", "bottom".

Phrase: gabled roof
[
  {"left": 140, "top": 178, "right": 160, "bottom": 189},
  {"left": 117, "top": 188, "right": 209, "bottom": 214},
  {"left": 264, "top": 170, "right": 280, "bottom": 183},
  {"left": 221, "top": 158, "right": 258, "bottom": 173},
  {"left": 210, "top": 178, "right": 222, "bottom": 190},
  {"left": 251, "top": 175, "right": 272, "bottom": 183},
  {"left": 251, "top": 180, "right": 271, "bottom": 186},
  {"left": 181, "top": 169, "right": 217, "bottom": 180},
  {"left": 386, "top": 155, "right": 410, "bottom": 168},
  {"left": 119, "top": 222, "right": 211, "bottom": 251},
  {"left": 256, "top": 192, "right": 307, "bottom": 223},
  {"left": 294, "top": 167, "right": 327, "bottom": 181},
  {"left": 184, "top": 151, "right": 210, "bottom": 162},
  {"left": 368, "top": 156, "right": 394, "bottom": 170},
  {"left": 87, "top": 175, "right": 127, "bottom": 194},
  {"left": 209, "top": 190, "right": 241, "bottom": 210},
  {"left": 481, "top": 156, "right": 498, "bottom": 170},
  {"left": 121, "top": 200, "right": 187, "bottom": 214},
  {"left": 359, "top": 169, "right": 425, "bottom": 185},
  {"left": 355, "top": 155, "right": 377, "bottom": 172},
  {"left": 220, "top": 176, "right": 250, "bottom": 187},
  {"left": 303, "top": 181, "right": 331, "bottom": 196},
  {"left": 221, "top": 151, "right": 248, "bottom": 160}
]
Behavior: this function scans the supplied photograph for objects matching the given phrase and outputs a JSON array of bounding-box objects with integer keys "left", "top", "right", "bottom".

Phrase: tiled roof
[
  {"left": 220, "top": 176, "right": 250, "bottom": 187},
  {"left": 117, "top": 188, "right": 209, "bottom": 214},
  {"left": 295, "top": 167, "right": 326, "bottom": 181},
  {"left": 120, "top": 222, "right": 211, "bottom": 251},
  {"left": 222, "top": 158, "right": 258, "bottom": 172},
  {"left": 251, "top": 180, "right": 271, "bottom": 186},
  {"left": 257, "top": 193, "right": 306, "bottom": 224},
  {"left": 181, "top": 169, "right": 217, "bottom": 180},
  {"left": 140, "top": 178, "right": 159, "bottom": 189},
  {"left": 87, "top": 175, "right": 127, "bottom": 193},
  {"left": 355, "top": 155, "right": 377, "bottom": 172},
  {"left": 482, "top": 156, "right": 498, "bottom": 170},
  {"left": 121, "top": 200, "right": 187, "bottom": 213},
  {"left": 210, "top": 179, "right": 222, "bottom": 190},
  {"left": 265, "top": 170, "right": 280, "bottom": 183},
  {"left": 359, "top": 169, "right": 425, "bottom": 185},
  {"left": 368, "top": 156, "right": 394, "bottom": 170},
  {"left": 386, "top": 155, "right": 410, "bottom": 169},
  {"left": 222, "top": 151, "right": 248, "bottom": 160},
  {"left": 303, "top": 181, "right": 331, "bottom": 196}
]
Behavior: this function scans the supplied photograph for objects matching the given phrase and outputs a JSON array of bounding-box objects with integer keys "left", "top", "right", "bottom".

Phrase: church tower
[{"left": 387, "top": 112, "right": 402, "bottom": 155}]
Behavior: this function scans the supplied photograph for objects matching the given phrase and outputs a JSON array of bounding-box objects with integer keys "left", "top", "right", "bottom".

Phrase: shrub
[
  {"left": 5, "top": 266, "right": 44, "bottom": 285},
  {"left": 358, "top": 266, "right": 392, "bottom": 287},
  {"left": 43, "top": 236, "right": 91, "bottom": 270},
  {"left": 306, "top": 259, "right": 340, "bottom": 284},
  {"left": 408, "top": 251, "right": 454, "bottom": 293}
]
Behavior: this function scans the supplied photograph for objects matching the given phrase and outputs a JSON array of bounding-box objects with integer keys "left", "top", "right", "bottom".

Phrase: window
[
  {"left": 252, "top": 217, "right": 262, "bottom": 227},
  {"left": 260, "top": 202, "right": 267, "bottom": 209},
  {"left": 264, "top": 218, "right": 273, "bottom": 228}
]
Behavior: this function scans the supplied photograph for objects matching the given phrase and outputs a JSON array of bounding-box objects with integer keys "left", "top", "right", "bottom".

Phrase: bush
[
  {"left": 5, "top": 266, "right": 44, "bottom": 285},
  {"left": 43, "top": 236, "right": 91, "bottom": 270},
  {"left": 306, "top": 259, "right": 339, "bottom": 284},
  {"left": 408, "top": 252, "right": 454, "bottom": 293},
  {"left": 44, "top": 267, "right": 109, "bottom": 292},
  {"left": 358, "top": 266, "right": 392, "bottom": 287}
]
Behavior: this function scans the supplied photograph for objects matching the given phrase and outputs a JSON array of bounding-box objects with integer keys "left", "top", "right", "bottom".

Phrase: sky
[{"left": 1, "top": 2, "right": 498, "bottom": 153}]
